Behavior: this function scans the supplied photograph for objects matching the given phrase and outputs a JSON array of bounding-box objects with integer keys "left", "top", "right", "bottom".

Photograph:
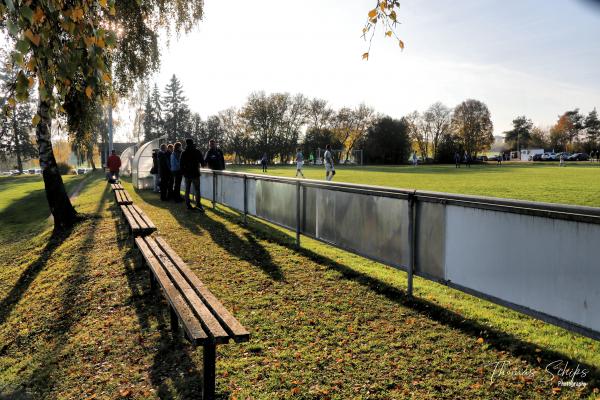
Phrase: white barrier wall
[
  {"left": 444, "top": 205, "right": 600, "bottom": 333},
  {"left": 193, "top": 170, "right": 600, "bottom": 340}
]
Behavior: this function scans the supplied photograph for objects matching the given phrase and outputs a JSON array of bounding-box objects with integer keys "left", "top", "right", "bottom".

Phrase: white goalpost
[{"left": 313, "top": 148, "right": 363, "bottom": 165}]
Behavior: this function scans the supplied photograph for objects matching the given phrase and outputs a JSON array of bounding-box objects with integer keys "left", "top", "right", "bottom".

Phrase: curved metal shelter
[
  {"left": 119, "top": 144, "right": 137, "bottom": 177},
  {"left": 132, "top": 135, "right": 166, "bottom": 189}
]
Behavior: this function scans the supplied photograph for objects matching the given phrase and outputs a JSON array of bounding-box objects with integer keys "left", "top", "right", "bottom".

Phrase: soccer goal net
[{"left": 311, "top": 148, "right": 363, "bottom": 165}]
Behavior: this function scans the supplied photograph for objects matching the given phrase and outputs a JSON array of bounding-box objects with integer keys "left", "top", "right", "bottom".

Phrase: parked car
[
  {"left": 532, "top": 154, "right": 544, "bottom": 161},
  {"left": 567, "top": 153, "right": 589, "bottom": 161},
  {"left": 554, "top": 152, "right": 571, "bottom": 161},
  {"left": 541, "top": 152, "right": 557, "bottom": 161}
]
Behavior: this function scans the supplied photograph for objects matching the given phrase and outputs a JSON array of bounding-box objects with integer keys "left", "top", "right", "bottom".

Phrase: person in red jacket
[{"left": 107, "top": 150, "right": 121, "bottom": 181}]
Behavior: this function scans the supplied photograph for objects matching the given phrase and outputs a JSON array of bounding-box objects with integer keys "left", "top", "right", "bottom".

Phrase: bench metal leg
[
  {"left": 203, "top": 343, "right": 216, "bottom": 400},
  {"left": 169, "top": 305, "right": 179, "bottom": 334},
  {"left": 149, "top": 271, "right": 157, "bottom": 291}
]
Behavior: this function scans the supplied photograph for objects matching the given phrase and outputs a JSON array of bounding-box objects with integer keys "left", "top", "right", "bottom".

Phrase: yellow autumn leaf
[
  {"left": 85, "top": 86, "right": 93, "bottom": 99},
  {"left": 109, "top": 6, "right": 116, "bottom": 15},
  {"left": 362, "top": 52, "right": 369, "bottom": 60},
  {"left": 99, "top": 0, "right": 107, "bottom": 7},
  {"left": 32, "top": 114, "right": 41, "bottom": 126},
  {"left": 27, "top": 58, "right": 36, "bottom": 71},
  {"left": 71, "top": 7, "right": 84, "bottom": 21},
  {"left": 390, "top": 10, "right": 397, "bottom": 21},
  {"left": 84, "top": 36, "right": 96, "bottom": 47},
  {"left": 8, "top": 98, "right": 16, "bottom": 107},
  {"left": 96, "top": 37, "right": 105, "bottom": 48},
  {"left": 385, "top": 30, "right": 392, "bottom": 37},
  {"left": 102, "top": 73, "right": 111, "bottom": 83},
  {"left": 28, "top": 77, "right": 34, "bottom": 88},
  {"left": 368, "top": 9, "right": 377, "bottom": 18},
  {"left": 399, "top": 39, "right": 405, "bottom": 50},
  {"left": 476, "top": 337, "right": 484, "bottom": 344},
  {"left": 33, "top": 7, "right": 45, "bottom": 24},
  {"left": 25, "top": 29, "right": 41, "bottom": 46}
]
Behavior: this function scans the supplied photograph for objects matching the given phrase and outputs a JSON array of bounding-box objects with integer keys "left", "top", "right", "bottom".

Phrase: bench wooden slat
[
  {"left": 121, "top": 204, "right": 141, "bottom": 232},
  {"left": 111, "top": 183, "right": 124, "bottom": 191},
  {"left": 120, "top": 205, "right": 156, "bottom": 236},
  {"left": 114, "top": 190, "right": 133, "bottom": 205},
  {"left": 135, "top": 237, "right": 208, "bottom": 344},
  {"left": 144, "top": 238, "right": 230, "bottom": 344},
  {"left": 132, "top": 205, "right": 156, "bottom": 230},
  {"left": 155, "top": 237, "right": 250, "bottom": 343},
  {"left": 128, "top": 205, "right": 149, "bottom": 230}
]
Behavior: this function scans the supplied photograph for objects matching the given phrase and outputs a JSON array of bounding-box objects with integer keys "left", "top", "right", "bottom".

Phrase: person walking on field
[
  {"left": 261, "top": 153, "right": 268, "bottom": 173},
  {"left": 412, "top": 151, "right": 418, "bottom": 167},
  {"left": 170, "top": 142, "right": 183, "bottom": 202},
  {"left": 180, "top": 138, "right": 206, "bottom": 212},
  {"left": 295, "top": 148, "right": 305, "bottom": 178},
  {"left": 497, "top": 152, "right": 503, "bottom": 166},
  {"left": 464, "top": 151, "right": 471, "bottom": 168},
  {"left": 107, "top": 149, "right": 121, "bottom": 182},
  {"left": 324, "top": 144, "right": 335, "bottom": 181},
  {"left": 454, "top": 151, "right": 461, "bottom": 168},
  {"left": 205, "top": 139, "right": 226, "bottom": 170},
  {"left": 559, "top": 153, "right": 565, "bottom": 167}
]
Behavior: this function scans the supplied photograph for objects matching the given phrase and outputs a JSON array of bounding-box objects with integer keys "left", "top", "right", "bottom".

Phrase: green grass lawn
[
  {"left": 1, "top": 168, "right": 599, "bottom": 399},
  {"left": 230, "top": 162, "right": 600, "bottom": 207}
]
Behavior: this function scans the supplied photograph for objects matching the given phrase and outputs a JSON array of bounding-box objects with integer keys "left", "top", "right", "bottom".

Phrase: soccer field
[{"left": 230, "top": 162, "right": 600, "bottom": 207}]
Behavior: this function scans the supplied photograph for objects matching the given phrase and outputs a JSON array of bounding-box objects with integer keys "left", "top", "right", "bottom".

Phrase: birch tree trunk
[
  {"left": 36, "top": 98, "right": 78, "bottom": 230},
  {"left": 12, "top": 113, "right": 22, "bottom": 173}
]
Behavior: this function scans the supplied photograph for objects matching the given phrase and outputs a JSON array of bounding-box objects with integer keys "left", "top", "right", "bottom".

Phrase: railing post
[
  {"left": 243, "top": 175, "right": 248, "bottom": 224},
  {"left": 296, "top": 180, "right": 301, "bottom": 247},
  {"left": 202, "top": 343, "right": 216, "bottom": 400},
  {"left": 212, "top": 172, "right": 216, "bottom": 209},
  {"left": 407, "top": 192, "right": 417, "bottom": 298}
]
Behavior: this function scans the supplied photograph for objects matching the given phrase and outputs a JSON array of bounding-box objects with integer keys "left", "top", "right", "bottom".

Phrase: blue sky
[{"left": 131, "top": 0, "right": 600, "bottom": 138}]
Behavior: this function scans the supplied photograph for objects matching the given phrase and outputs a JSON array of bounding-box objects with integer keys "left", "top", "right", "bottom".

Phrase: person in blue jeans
[{"left": 170, "top": 142, "right": 183, "bottom": 202}]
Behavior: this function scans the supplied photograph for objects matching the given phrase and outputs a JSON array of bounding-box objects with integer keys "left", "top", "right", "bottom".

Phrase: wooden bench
[
  {"left": 111, "top": 183, "right": 124, "bottom": 191},
  {"left": 120, "top": 204, "right": 156, "bottom": 236},
  {"left": 114, "top": 189, "right": 133, "bottom": 205},
  {"left": 135, "top": 236, "right": 249, "bottom": 399}
]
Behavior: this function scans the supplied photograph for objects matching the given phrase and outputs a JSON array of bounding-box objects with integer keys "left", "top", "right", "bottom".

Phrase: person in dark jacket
[
  {"left": 158, "top": 144, "right": 172, "bottom": 201},
  {"left": 180, "top": 138, "right": 206, "bottom": 211},
  {"left": 151, "top": 149, "right": 160, "bottom": 192},
  {"left": 205, "top": 139, "right": 226, "bottom": 170},
  {"left": 170, "top": 142, "right": 183, "bottom": 202}
]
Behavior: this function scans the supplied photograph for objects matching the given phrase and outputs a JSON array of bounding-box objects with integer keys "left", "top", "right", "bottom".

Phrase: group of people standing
[{"left": 151, "top": 138, "right": 225, "bottom": 212}]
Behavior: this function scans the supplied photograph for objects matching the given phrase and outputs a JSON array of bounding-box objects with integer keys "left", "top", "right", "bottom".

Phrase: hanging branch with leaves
[{"left": 362, "top": 0, "right": 404, "bottom": 60}]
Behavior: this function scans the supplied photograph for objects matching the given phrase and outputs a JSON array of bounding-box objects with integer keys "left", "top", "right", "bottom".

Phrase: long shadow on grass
[
  {"left": 207, "top": 205, "right": 600, "bottom": 390},
  {"left": 0, "top": 183, "right": 109, "bottom": 398},
  {"left": 138, "top": 190, "right": 285, "bottom": 282},
  {"left": 0, "top": 172, "right": 95, "bottom": 243},
  {"left": 0, "top": 174, "right": 100, "bottom": 327}
]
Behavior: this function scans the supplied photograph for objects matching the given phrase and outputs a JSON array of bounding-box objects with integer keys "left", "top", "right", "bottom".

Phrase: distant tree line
[
  {"left": 141, "top": 76, "right": 502, "bottom": 164},
  {"left": 503, "top": 109, "right": 600, "bottom": 153}
]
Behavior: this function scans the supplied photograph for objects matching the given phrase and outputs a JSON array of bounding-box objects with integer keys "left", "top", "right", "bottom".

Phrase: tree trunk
[
  {"left": 36, "top": 98, "right": 78, "bottom": 230},
  {"left": 12, "top": 113, "right": 23, "bottom": 173}
]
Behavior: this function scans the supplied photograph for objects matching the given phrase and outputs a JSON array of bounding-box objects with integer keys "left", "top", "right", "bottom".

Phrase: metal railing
[{"left": 193, "top": 169, "right": 600, "bottom": 341}]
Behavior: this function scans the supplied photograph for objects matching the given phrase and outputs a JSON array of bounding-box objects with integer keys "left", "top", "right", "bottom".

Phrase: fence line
[{"left": 193, "top": 169, "right": 600, "bottom": 341}]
